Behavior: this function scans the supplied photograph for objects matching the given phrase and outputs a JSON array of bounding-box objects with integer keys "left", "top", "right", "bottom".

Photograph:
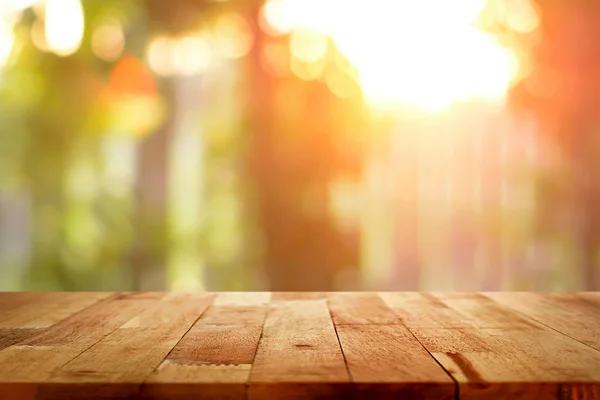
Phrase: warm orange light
[
  {"left": 103, "top": 55, "right": 164, "bottom": 136},
  {"left": 261, "top": 42, "right": 289, "bottom": 77}
]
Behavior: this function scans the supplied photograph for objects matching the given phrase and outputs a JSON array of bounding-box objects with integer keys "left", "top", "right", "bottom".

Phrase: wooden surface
[{"left": 0, "top": 293, "right": 598, "bottom": 399}]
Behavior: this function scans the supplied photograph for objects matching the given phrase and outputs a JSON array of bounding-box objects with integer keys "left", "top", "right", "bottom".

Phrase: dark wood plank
[
  {"left": 413, "top": 293, "right": 600, "bottom": 400},
  {"left": 0, "top": 328, "right": 43, "bottom": 351},
  {"left": 484, "top": 292, "right": 600, "bottom": 352},
  {"left": 336, "top": 324, "right": 455, "bottom": 399},
  {"left": 328, "top": 293, "right": 399, "bottom": 325},
  {"left": 248, "top": 299, "right": 349, "bottom": 399}
]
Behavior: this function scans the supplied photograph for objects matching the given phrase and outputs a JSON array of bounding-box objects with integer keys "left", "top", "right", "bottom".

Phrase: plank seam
[
  {"left": 137, "top": 293, "right": 218, "bottom": 397},
  {"left": 479, "top": 293, "right": 600, "bottom": 355},
  {"left": 376, "top": 293, "right": 461, "bottom": 400},
  {"left": 55, "top": 292, "right": 148, "bottom": 370},
  {"left": 245, "top": 300, "right": 272, "bottom": 400},
  {"left": 576, "top": 293, "right": 600, "bottom": 310},
  {"left": 326, "top": 296, "right": 354, "bottom": 382}
]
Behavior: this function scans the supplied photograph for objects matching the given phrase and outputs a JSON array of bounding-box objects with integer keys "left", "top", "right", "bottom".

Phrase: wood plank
[
  {"left": 579, "top": 292, "right": 600, "bottom": 306},
  {"left": 248, "top": 299, "right": 349, "bottom": 399},
  {"left": 144, "top": 295, "right": 269, "bottom": 399},
  {"left": 43, "top": 293, "right": 215, "bottom": 399},
  {"left": 142, "top": 363, "right": 250, "bottom": 400},
  {"left": 213, "top": 292, "right": 271, "bottom": 306},
  {"left": 328, "top": 293, "right": 399, "bottom": 325},
  {"left": 379, "top": 292, "right": 477, "bottom": 329},
  {"left": 166, "top": 314, "right": 266, "bottom": 365},
  {"left": 0, "top": 292, "right": 112, "bottom": 328},
  {"left": 0, "top": 293, "right": 47, "bottom": 312},
  {"left": 0, "top": 293, "right": 156, "bottom": 396},
  {"left": 427, "top": 292, "right": 541, "bottom": 328},
  {"left": 413, "top": 293, "right": 600, "bottom": 400},
  {"left": 484, "top": 292, "right": 600, "bottom": 352},
  {"left": 336, "top": 324, "right": 455, "bottom": 399},
  {"left": 271, "top": 292, "right": 327, "bottom": 301}
]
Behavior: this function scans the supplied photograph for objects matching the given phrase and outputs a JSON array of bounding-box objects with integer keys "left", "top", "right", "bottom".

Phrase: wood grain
[
  {"left": 212, "top": 292, "right": 271, "bottom": 306},
  {"left": 418, "top": 293, "right": 600, "bottom": 400},
  {"left": 42, "top": 293, "right": 215, "bottom": 399},
  {"left": 336, "top": 324, "right": 455, "bottom": 399},
  {"left": 0, "top": 292, "right": 111, "bottom": 328},
  {"left": 0, "top": 328, "right": 42, "bottom": 351},
  {"left": 0, "top": 293, "right": 157, "bottom": 399},
  {"left": 0, "top": 292, "right": 598, "bottom": 400},
  {"left": 143, "top": 363, "right": 251, "bottom": 400},
  {"left": 328, "top": 292, "right": 399, "bottom": 325},
  {"left": 248, "top": 299, "right": 349, "bottom": 399},
  {"left": 144, "top": 293, "right": 268, "bottom": 399},
  {"left": 484, "top": 292, "right": 600, "bottom": 352},
  {"left": 271, "top": 292, "right": 327, "bottom": 301}
]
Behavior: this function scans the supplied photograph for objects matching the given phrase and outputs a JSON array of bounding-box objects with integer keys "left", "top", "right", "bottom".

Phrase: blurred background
[{"left": 0, "top": 0, "right": 599, "bottom": 291}]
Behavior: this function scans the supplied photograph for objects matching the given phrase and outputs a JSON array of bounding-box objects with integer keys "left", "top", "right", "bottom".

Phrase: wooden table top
[{"left": 0, "top": 292, "right": 599, "bottom": 400}]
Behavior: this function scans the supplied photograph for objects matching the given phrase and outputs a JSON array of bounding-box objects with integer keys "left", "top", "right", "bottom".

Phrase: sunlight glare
[
  {"left": 45, "top": 0, "right": 84, "bottom": 56},
  {"left": 261, "top": 0, "right": 529, "bottom": 111},
  {"left": 0, "top": 23, "right": 14, "bottom": 68}
]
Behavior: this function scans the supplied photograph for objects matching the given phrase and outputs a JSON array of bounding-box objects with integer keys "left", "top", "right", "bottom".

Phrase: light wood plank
[
  {"left": 165, "top": 315, "right": 266, "bottom": 365},
  {"left": 142, "top": 362, "right": 251, "bottom": 400},
  {"left": 27, "top": 293, "right": 214, "bottom": 399},
  {"left": 0, "top": 293, "right": 47, "bottom": 312},
  {"left": 379, "top": 292, "right": 477, "bottom": 329},
  {"left": 328, "top": 293, "right": 399, "bottom": 325},
  {"left": 418, "top": 293, "right": 600, "bottom": 400},
  {"left": 248, "top": 299, "right": 349, "bottom": 399},
  {"left": 0, "top": 292, "right": 111, "bottom": 328},
  {"left": 579, "top": 292, "right": 600, "bottom": 306},
  {"left": 484, "top": 292, "right": 600, "bottom": 352},
  {"left": 213, "top": 292, "right": 271, "bottom": 306},
  {"left": 271, "top": 292, "right": 327, "bottom": 301},
  {"left": 198, "top": 305, "right": 268, "bottom": 327},
  {"left": 0, "top": 293, "right": 156, "bottom": 387},
  {"left": 144, "top": 297, "right": 268, "bottom": 399},
  {"left": 53, "top": 294, "right": 215, "bottom": 386},
  {"left": 336, "top": 324, "right": 455, "bottom": 399}
]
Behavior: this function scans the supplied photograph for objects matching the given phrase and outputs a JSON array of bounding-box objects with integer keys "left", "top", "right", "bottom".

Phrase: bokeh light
[
  {"left": 92, "top": 19, "right": 125, "bottom": 62},
  {"left": 212, "top": 13, "right": 253, "bottom": 59},
  {"left": 147, "top": 34, "right": 212, "bottom": 77},
  {"left": 289, "top": 29, "right": 328, "bottom": 63}
]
